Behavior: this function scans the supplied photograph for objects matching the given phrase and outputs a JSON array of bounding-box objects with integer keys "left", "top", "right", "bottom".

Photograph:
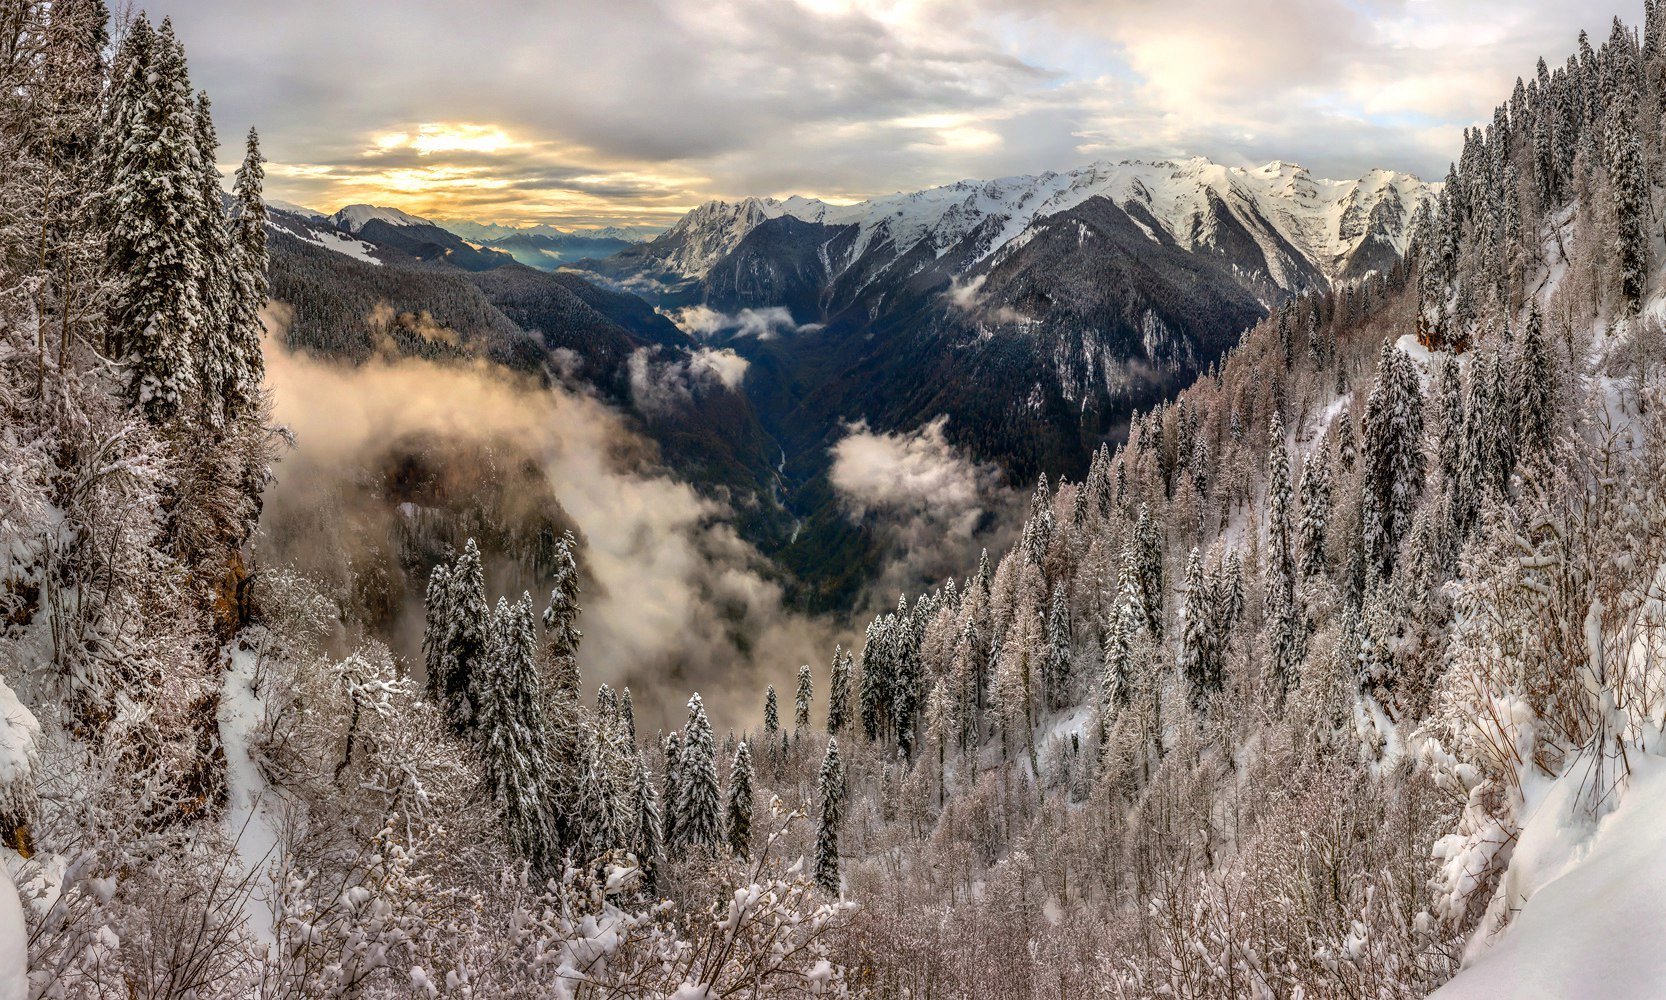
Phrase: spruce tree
[
  {"left": 104, "top": 16, "right": 204, "bottom": 422},
  {"left": 223, "top": 127, "right": 267, "bottom": 421},
  {"left": 827, "top": 645, "right": 851, "bottom": 734},
  {"left": 794, "top": 665, "right": 813, "bottom": 731},
  {"left": 763, "top": 685, "right": 779, "bottom": 736},
  {"left": 1298, "top": 449, "right": 1332, "bottom": 579},
  {"left": 429, "top": 539, "right": 489, "bottom": 733},
  {"left": 1178, "top": 547, "right": 1214, "bottom": 712},
  {"left": 190, "top": 90, "right": 233, "bottom": 427},
  {"left": 662, "top": 730, "right": 684, "bottom": 849},
  {"left": 543, "top": 530, "right": 583, "bottom": 698},
  {"left": 1132, "top": 505, "right": 1164, "bottom": 641},
  {"left": 630, "top": 757, "right": 662, "bottom": 891},
  {"left": 725, "top": 740, "right": 754, "bottom": 859},
  {"left": 1607, "top": 99, "right": 1648, "bottom": 311},
  {"left": 814, "top": 738, "right": 844, "bottom": 894},
  {"left": 620, "top": 687, "right": 637, "bottom": 745},
  {"left": 1042, "top": 582, "right": 1072, "bottom": 712},
  {"left": 859, "top": 618, "right": 890, "bottom": 742},
  {"left": 676, "top": 695, "right": 722, "bottom": 851},
  {"left": 1362, "top": 341, "right": 1425, "bottom": 579},
  {"left": 475, "top": 594, "right": 557, "bottom": 872},
  {"left": 1265, "top": 414, "right": 1300, "bottom": 704},
  {"left": 1516, "top": 305, "right": 1556, "bottom": 461}
]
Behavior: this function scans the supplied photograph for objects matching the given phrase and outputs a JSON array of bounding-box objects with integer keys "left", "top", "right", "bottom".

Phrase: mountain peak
[{"left": 330, "top": 204, "right": 434, "bottom": 234}]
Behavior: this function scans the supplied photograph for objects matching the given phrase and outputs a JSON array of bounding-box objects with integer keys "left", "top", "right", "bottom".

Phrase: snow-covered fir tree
[{"left": 725, "top": 739, "right": 754, "bottom": 859}]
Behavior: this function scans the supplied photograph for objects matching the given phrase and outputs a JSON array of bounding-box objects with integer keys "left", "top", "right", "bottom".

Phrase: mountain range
[{"left": 261, "top": 155, "right": 1434, "bottom": 608}]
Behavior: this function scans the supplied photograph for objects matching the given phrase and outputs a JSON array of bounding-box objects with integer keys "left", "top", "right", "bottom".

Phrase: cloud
[
  {"left": 829, "top": 416, "right": 1017, "bottom": 602},
  {"left": 162, "top": 0, "right": 1615, "bottom": 228},
  {"left": 626, "top": 346, "right": 750, "bottom": 415},
  {"left": 260, "top": 326, "right": 837, "bottom": 735},
  {"left": 664, "top": 305, "right": 820, "bottom": 341}
]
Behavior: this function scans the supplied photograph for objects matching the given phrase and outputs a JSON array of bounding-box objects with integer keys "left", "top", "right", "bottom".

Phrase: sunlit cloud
[{"left": 158, "top": 0, "right": 1635, "bottom": 227}]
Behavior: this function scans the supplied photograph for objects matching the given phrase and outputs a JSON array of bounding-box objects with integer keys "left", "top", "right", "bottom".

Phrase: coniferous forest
[{"left": 5, "top": 2, "right": 1666, "bottom": 998}]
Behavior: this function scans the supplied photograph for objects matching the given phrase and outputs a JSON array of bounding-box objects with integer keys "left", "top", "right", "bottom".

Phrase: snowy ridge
[
  {"left": 329, "top": 203, "right": 435, "bottom": 234},
  {"left": 652, "top": 157, "right": 1435, "bottom": 286}
]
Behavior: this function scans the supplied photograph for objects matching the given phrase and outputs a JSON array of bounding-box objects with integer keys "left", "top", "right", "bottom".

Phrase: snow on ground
[
  {"left": 302, "top": 228, "right": 383, "bottom": 266},
  {"left": 219, "top": 646, "right": 283, "bottom": 945},
  {"left": 0, "top": 862, "right": 25, "bottom": 1000},
  {"left": 1433, "top": 750, "right": 1666, "bottom": 999}
]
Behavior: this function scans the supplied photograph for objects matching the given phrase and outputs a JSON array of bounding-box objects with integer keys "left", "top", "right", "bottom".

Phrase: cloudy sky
[{"left": 159, "top": 0, "right": 1639, "bottom": 229}]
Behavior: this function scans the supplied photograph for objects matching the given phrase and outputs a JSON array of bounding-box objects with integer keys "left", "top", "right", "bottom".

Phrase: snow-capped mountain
[
  {"left": 619, "top": 157, "right": 1432, "bottom": 292},
  {"left": 329, "top": 203, "right": 435, "bottom": 234}
]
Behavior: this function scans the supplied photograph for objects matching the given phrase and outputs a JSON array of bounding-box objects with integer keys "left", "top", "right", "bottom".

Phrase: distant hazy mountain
[{"left": 430, "top": 218, "right": 663, "bottom": 269}]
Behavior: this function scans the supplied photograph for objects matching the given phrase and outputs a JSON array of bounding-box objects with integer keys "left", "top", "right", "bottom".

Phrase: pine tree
[
  {"left": 475, "top": 594, "right": 557, "bottom": 872},
  {"left": 421, "top": 562, "right": 453, "bottom": 699},
  {"left": 1265, "top": 414, "right": 1301, "bottom": 704},
  {"left": 815, "top": 738, "right": 844, "bottom": 894},
  {"left": 676, "top": 695, "right": 722, "bottom": 851},
  {"left": 763, "top": 685, "right": 780, "bottom": 736},
  {"left": 662, "top": 730, "right": 684, "bottom": 849},
  {"left": 543, "top": 530, "right": 582, "bottom": 698},
  {"left": 190, "top": 90, "right": 233, "bottom": 427},
  {"left": 859, "top": 618, "right": 890, "bottom": 742},
  {"left": 1132, "top": 505, "right": 1164, "bottom": 641},
  {"left": 1606, "top": 97, "right": 1649, "bottom": 312},
  {"left": 725, "top": 740, "right": 754, "bottom": 859},
  {"left": 794, "top": 665, "right": 813, "bottom": 731},
  {"left": 1178, "top": 547, "right": 1215, "bottom": 712},
  {"left": 1362, "top": 341, "right": 1425, "bottom": 579},
  {"left": 1042, "top": 582, "right": 1072, "bottom": 711},
  {"left": 630, "top": 756, "right": 662, "bottom": 891},
  {"left": 1516, "top": 305, "right": 1556, "bottom": 460},
  {"left": 620, "top": 687, "right": 637, "bottom": 745},
  {"left": 428, "top": 539, "right": 489, "bottom": 733},
  {"left": 827, "top": 645, "right": 851, "bottom": 734},
  {"left": 103, "top": 17, "right": 204, "bottom": 422},
  {"left": 1298, "top": 449, "right": 1332, "bottom": 579},
  {"left": 223, "top": 127, "right": 267, "bottom": 421}
]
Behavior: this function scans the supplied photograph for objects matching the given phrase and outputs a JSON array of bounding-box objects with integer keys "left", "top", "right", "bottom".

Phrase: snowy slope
[
  {"left": 329, "top": 204, "right": 435, "bottom": 234},
  {"left": 647, "top": 157, "right": 1434, "bottom": 286},
  {"left": 1433, "top": 751, "right": 1666, "bottom": 999}
]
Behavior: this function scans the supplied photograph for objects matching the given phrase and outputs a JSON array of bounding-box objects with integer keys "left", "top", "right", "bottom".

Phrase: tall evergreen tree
[
  {"left": 725, "top": 739, "right": 754, "bottom": 859},
  {"left": 1132, "top": 505, "right": 1164, "bottom": 640},
  {"left": 661, "top": 730, "right": 684, "bottom": 850},
  {"left": 763, "top": 685, "right": 779, "bottom": 736},
  {"left": 1178, "top": 548, "right": 1216, "bottom": 712},
  {"left": 1042, "top": 582, "right": 1072, "bottom": 711},
  {"left": 189, "top": 90, "right": 233, "bottom": 426},
  {"left": 629, "top": 756, "right": 662, "bottom": 891},
  {"left": 675, "top": 695, "right": 722, "bottom": 851},
  {"left": 1362, "top": 341, "right": 1425, "bottom": 579},
  {"left": 475, "top": 594, "right": 557, "bottom": 872},
  {"left": 794, "top": 665, "right": 813, "bottom": 731},
  {"left": 1265, "top": 414, "right": 1301, "bottom": 704},
  {"left": 1516, "top": 305, "right": 1556, "bottom": 460},
  {"left": 859, "top": 618, "right": 890, "bottom": 742},
  {"left": 543, "top": 530, "right": 583, "bottom": 698},
  {"left": 428, "top": 539, "right": 489, "bottom": 732},
  {"left": 814, "top": 738, "right": 844, "bottom": 894},
  {"left": 221, "top": 126, "right": 268, "bottom": 421},
  {"left": 1298, "top": 449, "right": 1332, "bottom": 579},
  {"left": 827, "top": 645, "right": 851, "bottom": 735},
  {"left": 103, "top": 17, "right": 204, "bottom": 421}
]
